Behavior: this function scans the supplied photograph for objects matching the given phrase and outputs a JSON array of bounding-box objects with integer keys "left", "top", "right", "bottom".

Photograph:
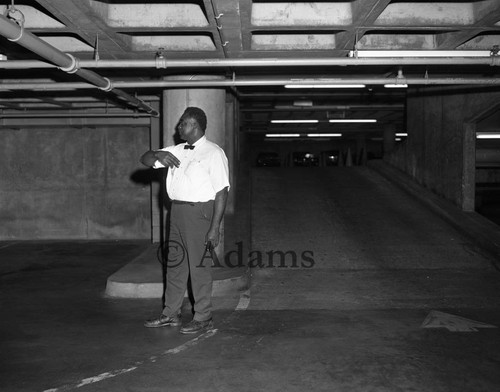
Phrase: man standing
[{"left": 140, "top": 107, "right": 230, "bottom": 334}]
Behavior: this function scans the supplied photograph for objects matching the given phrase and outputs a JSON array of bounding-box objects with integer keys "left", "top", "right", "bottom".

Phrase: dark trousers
[{"left": 162, "top": 200, "right": 214, "bottom": 321}]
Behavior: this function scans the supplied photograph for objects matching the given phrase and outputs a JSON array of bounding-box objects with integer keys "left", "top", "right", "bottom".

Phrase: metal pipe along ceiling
[
  {"left": 1, "top": 77, "right": 500, "bottom": 91},
  {"left": 0, "top": 112, "right": 153, "bottom": 118},
  {"left": 0, "top": 14, "right": 158, "bottom": 117},
  {"left": 0, "top": 57, "right": 499, "bottom": 69}
]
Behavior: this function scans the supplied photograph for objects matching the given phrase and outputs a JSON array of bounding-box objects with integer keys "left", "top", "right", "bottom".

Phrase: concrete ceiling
[{"left": 0, "top": 0, "right": 499, "bottom": 137}]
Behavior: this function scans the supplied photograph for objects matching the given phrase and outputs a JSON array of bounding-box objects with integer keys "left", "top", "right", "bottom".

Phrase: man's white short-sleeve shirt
[{"left": 153, "top": 136, "right": 230, "bottom": 202}]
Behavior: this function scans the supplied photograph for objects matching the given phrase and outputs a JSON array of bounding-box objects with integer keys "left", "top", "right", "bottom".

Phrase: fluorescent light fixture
[
  {"left": 285, "top": 84, "right": 366, "bottom": 89},
  {"left": 395, "top": 138, "right": 402, "bottom": 141},
  {"left": 396, "top": 133, "right": 408, "bottom": 137},
  {"left": 476, "top": 133, "right": 500, "bottom": 139},
  {"left": 349, "top": 50, "right": 492, "bottom": 58},
  {"left": 271, "top": 119, "right": 318, "bottom": 124},
  {"left": 293, "top": 100, "right": 313, "bottom": 107},
  {"left": 265, "top": 133, "right": 301, "bottom": 138},
  {"left": 385, "top": 68, "right": 408, "bottom": 88},
  {"left": 384, "top": 83, "right": 408, "bottom": 88},
  {"left": 307, "top": 133, "right": 342, "bottom": 137},
  {"left": 0, "top": 54, "right": 7, "bottom": 61},
  {"left": 329, "top": 119, "right": 377, "bottom": 123}
]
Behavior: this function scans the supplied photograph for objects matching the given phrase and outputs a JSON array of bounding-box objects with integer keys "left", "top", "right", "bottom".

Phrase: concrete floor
[{"left": 1, "top": 165, "right": 500, "bottom": 392}]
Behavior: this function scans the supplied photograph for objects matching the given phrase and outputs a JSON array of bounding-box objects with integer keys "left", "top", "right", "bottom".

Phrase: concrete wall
[
  {"left": 0, "top": 126, "right": 151, "bottom": 240},
  {"left": 386, "top": 87, "right": 500, "bottom": 208}
]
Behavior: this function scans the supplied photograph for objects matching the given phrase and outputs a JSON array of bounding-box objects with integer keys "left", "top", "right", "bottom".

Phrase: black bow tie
[{"left": 184, "top": 145, "right": 195, "bottom": 150}]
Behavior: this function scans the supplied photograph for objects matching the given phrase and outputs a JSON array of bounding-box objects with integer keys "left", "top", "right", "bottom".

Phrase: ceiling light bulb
[
  {"left": 384, "top": 84, "right": 408, "bottom": 88},
  {"left": 265, "top": 133, "right": 301, "bottom": 137},
  {"left": 349, "top": 50, "right": 492, "bottom": 58},
  {"left": 328, "top": 119, "right": 377, "bottom": 123},
  {"left": 271, "top": 119, "right": 318, "bottom": 124},
  {"left": 307, "top": 133, "right": 342, "bottom": 137},
  {"left": 476, "top": 133, "right": 500, "bottom": 139},
  {"left": 285, "top": 84, "right": 366, "bottom": 89}
]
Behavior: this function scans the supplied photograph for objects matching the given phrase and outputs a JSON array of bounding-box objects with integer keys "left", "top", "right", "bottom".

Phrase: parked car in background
[
  {"left": 292, "top": 152, "right": 319, "bottom": 167},
  {"left": 256, "top": 152, "right": 281, "bottom": 167},
  {"left": 323, "top": 150, "right": 340, "bottom": 166}
]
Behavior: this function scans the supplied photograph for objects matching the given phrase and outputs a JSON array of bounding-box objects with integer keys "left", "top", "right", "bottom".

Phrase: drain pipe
[{"left": 0, "top": 14, "right": 159, "bottom": 117}]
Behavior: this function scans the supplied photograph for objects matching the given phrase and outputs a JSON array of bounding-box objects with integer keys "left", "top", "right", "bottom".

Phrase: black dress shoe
[
  {"left": 144, "top": 314, "right": 181, "bottom": 328},
  {"left": 180, "top": 318, "right": 214, "bottom": 334}
]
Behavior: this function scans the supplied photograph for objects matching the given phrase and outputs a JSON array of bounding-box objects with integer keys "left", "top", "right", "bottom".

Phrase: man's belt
[
  {"left": 171, "top": 199, "right": 214, "bottom": 205},
  {"left": 172, "top": 200, "right": 197, "bottom": 205}
]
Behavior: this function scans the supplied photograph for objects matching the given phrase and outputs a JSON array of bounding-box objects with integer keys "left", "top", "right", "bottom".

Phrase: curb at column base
[{"left": 104, "top": 244, "right": 250, "bottom": 298}]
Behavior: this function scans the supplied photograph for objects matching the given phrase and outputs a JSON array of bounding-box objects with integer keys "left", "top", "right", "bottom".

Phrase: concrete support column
[
  {"left": 225, "top": 93, "right": 236, "bottom": 214},
  {"left": 383, "top": 124, "right": 397, "bottom": 157},
  {"left": 161, "top": 76, "right": 226, "bottom": 147},
  {"left": 356, "top": 134, "right": 367, "bottom": 165},
  {"left": 462, "top": 123, "right": 476, "bottom": 211},
  {"left": 150, "top": 101, "right": 162, "bottom": 243},
  {"left": 161, "top": 75, "right": 228, "bottom": 255}
]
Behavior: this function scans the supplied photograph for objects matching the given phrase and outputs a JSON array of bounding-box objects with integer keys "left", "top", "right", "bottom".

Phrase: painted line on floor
[
  {"left": 42, "top": 289, "right": 251, "bottom": 392},
  {"left": 43, "top": 329, "right": 218, "bottom": 392},
  {"left": 0, "top": 241, "right": 20, "bottom": 250},
  {"left": 43, "top": 367, "right": 139, "bottom": 392},
  {"left": 421, "top": 310, "right": 498, "bottom": 332},
  {"left": 162, "top": 328, "right": 218, "bottom": 355},
  {"left": 75, "top": 367, "right": 138, "bottom": 388},
  {"left": 235, "top": 288, "right": 251, "bottom": 311}
]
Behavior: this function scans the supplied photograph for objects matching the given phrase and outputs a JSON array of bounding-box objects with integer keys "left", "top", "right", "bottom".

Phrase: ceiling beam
[
  {"left": 335, "top": 0, "right": 392, "bottom": 51},
  {"left": 239, "top": 0, "right": 253, "bottom": 52},
  {"left": 0, "top": 102, "right": 121, "bottom": 110},
  {"left": 241, "top": 105, "right": 404, "bottom": 112},
  {"left": 238, "top": 92, "right": 405, "bottom": 98},
  {"left": 37, "top": 97, "right": 73, "bottom": 108},
  {"left": 34, "top": 0, "right": 130, "bottom": 58},
  {"left": 436, "top": 4, "right": 500, "bottom": 49},
  {"left": 0, "top": 110, "right": 152, "bottom": 118},
  {"left": 210, "top": 0, "right": 243, "bottom": 56},
  {"left": 0, "top": 96, "right": 158, "bottom": 103},
  {"left": 0, "top": 101, "right": 22, "bottom": 109},
  {"left": 0, "top": 13, "right": 159, "bottom": 116},
  {"left": 0, "top": 117, "right": 150, "bottom": 127},
  {"left": 201, "top": 0, "right": 228, "bottom": 57}
]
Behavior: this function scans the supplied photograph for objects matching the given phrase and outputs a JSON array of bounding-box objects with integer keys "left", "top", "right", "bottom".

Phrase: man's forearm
[
  {"left": 210, "top": 187, "right": 229, "bottom": 231},
  {"left": 140, "top": 150, "right": 158, "bottom": 167},
  {"left": 141, "top": 150, "right": 180, "bottom": 168}
]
